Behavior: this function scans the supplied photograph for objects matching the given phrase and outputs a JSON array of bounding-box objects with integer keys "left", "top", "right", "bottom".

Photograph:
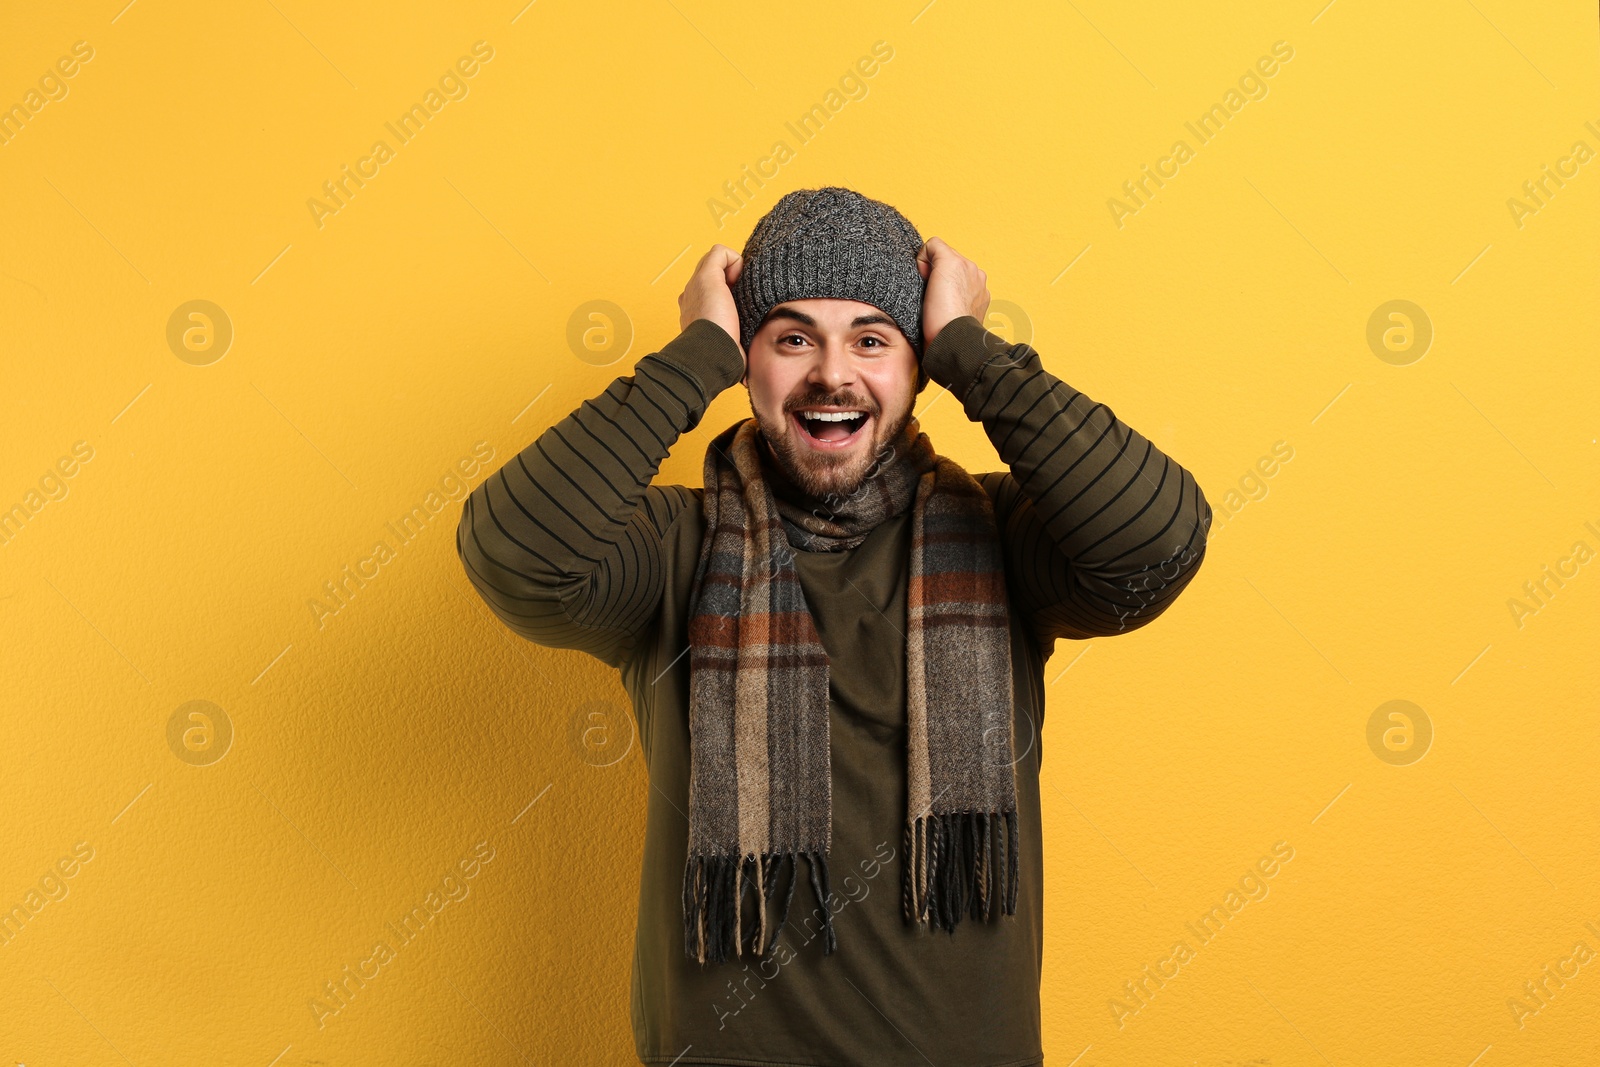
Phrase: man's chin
[{"left": 758, "top": 423, "right": 873, "bottom": 502}]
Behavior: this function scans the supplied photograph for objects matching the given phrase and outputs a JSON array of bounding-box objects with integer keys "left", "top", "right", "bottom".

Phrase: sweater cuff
[
  {"left": 921, "top": 315, "right": 1013, "bottom": 400},
  {"left": 649, "top": 318, "right": 746, "bottom": 400}
]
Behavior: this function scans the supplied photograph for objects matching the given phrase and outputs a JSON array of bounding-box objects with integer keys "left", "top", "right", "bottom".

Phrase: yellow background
[{"left": 3, "top": 0, "right": 1596, "bottom": 1063}]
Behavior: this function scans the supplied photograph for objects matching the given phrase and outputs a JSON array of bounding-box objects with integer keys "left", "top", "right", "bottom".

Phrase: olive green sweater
[{"left": 457, "top": 315, "right": 1212, "bottom": 1067}]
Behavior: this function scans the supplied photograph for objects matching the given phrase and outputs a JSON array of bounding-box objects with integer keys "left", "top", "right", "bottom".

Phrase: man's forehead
[{"left": 762, "top": 300, "right": 900, "bottom": 332}]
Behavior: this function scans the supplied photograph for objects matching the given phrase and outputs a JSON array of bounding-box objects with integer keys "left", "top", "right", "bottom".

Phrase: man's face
[{"left": 744, "top": 298, "right": 920, "bottom": 502}]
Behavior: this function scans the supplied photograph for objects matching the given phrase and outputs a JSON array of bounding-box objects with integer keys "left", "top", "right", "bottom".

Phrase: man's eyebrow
[{"left": 765, "top": 307, "right": 897, "bottom": 330}]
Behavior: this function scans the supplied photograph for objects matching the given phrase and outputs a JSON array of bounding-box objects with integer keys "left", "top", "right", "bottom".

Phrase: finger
[{"left": 697, "top": 245, "right": 728, "bottom": 279}]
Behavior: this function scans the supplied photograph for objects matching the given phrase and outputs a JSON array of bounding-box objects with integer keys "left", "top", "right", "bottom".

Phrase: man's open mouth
[{"left": 792, "top": 408, "right": 871, "bottom": 449}]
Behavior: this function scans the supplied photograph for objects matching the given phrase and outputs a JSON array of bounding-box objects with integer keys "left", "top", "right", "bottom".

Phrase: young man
[{"left": 457, "top": 186, "right": 1212, "bottom": 1067}]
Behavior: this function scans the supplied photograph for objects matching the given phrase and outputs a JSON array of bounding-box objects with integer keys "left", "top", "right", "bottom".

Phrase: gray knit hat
[{"left": 730, "top": 186, "right": 929, "bottom": 390}]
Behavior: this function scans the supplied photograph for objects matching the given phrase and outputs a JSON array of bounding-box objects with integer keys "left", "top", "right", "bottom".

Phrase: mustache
[{"left": 786, "top": 394, "right": 876, "bottom": 413}]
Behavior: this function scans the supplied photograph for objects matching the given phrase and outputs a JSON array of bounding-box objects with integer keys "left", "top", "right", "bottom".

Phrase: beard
[{"left": 754, "top": 392, "right": 914, "bottom": 505}]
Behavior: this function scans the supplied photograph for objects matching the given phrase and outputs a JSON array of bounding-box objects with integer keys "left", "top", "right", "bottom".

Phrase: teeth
[{"left": 799, "top": 411, "right": 865, "bottom": 422}]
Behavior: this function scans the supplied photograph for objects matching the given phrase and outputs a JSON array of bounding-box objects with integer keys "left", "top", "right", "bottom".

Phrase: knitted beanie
[{"left": 730, "top": 186, "right": 930, "bottom": 392}]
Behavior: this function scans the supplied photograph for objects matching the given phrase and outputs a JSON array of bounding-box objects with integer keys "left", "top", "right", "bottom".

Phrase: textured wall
[{"left": 3, "top": 1, "right": 1596, "bottom": 1064}]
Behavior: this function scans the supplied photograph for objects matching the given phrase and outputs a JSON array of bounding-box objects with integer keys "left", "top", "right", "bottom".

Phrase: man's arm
[
  {"left": 921, "top": 315, "right": 1213, "bottom": 654},
  {"left": 455, "top": 318, "right": 745, "bottom": 669}
]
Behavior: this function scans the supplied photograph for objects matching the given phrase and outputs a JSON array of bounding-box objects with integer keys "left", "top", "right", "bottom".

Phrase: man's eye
[{"left": 780, "top": 334, "right": 807, "bottom": 347}]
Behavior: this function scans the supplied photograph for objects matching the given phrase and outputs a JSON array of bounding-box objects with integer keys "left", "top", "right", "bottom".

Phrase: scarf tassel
[
  {"left": 682, "top": 849, "right": 835, "bottom": 966},
  {"left": 902, "top": 808, "right": 1019, "bottom": 932}
]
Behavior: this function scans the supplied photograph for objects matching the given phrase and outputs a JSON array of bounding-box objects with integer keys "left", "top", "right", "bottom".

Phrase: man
[{"left": 457, "top": 186, "right": 1212, "bottom": 1066}]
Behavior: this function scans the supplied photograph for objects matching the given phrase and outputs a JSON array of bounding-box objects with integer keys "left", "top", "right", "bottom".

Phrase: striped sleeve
[
  {"left": 456, "top": 318, "right": 746, "bottom": 669},
  {"left": 920, "top": 315, "right": 1213, "bottom": 653}
]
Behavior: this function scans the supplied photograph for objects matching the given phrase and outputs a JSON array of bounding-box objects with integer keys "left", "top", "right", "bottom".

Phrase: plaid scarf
[{"left": 682, "top": 414, "right": 1020, "bottom": 966}]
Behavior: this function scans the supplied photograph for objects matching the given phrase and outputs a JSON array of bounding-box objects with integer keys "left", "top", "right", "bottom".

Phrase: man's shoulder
[
  {"left": 641, "top": 483, "right": 704, "bottom": 535},
  {"left": 971, "top": 470, "right": 1013, "bottom": 505},
  {"left": 647, "top": 484, "right": 709, "bottom": 590}
]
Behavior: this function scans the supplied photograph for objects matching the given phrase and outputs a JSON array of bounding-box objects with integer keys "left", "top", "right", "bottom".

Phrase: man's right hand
[{"left": 678, "top": 244, "right": 747, "bottom": 378}]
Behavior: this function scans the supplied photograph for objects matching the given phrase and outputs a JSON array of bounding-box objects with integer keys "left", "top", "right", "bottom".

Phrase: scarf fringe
[
  {"left": 903, "top": 808, "right": 1018, "bottom": 932},
  {"left": 682, "top": 849, "right": 834, "bottom": 966}
]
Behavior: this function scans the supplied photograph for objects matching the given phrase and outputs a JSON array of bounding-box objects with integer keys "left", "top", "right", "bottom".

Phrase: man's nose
[{"left": 807, "top": 341, "right": 856, "bottom": 392}]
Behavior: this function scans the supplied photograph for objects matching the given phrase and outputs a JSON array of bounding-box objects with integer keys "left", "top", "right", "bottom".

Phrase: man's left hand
[{"left": 916, "top": 236, "right": 990, "bottom": 349}]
